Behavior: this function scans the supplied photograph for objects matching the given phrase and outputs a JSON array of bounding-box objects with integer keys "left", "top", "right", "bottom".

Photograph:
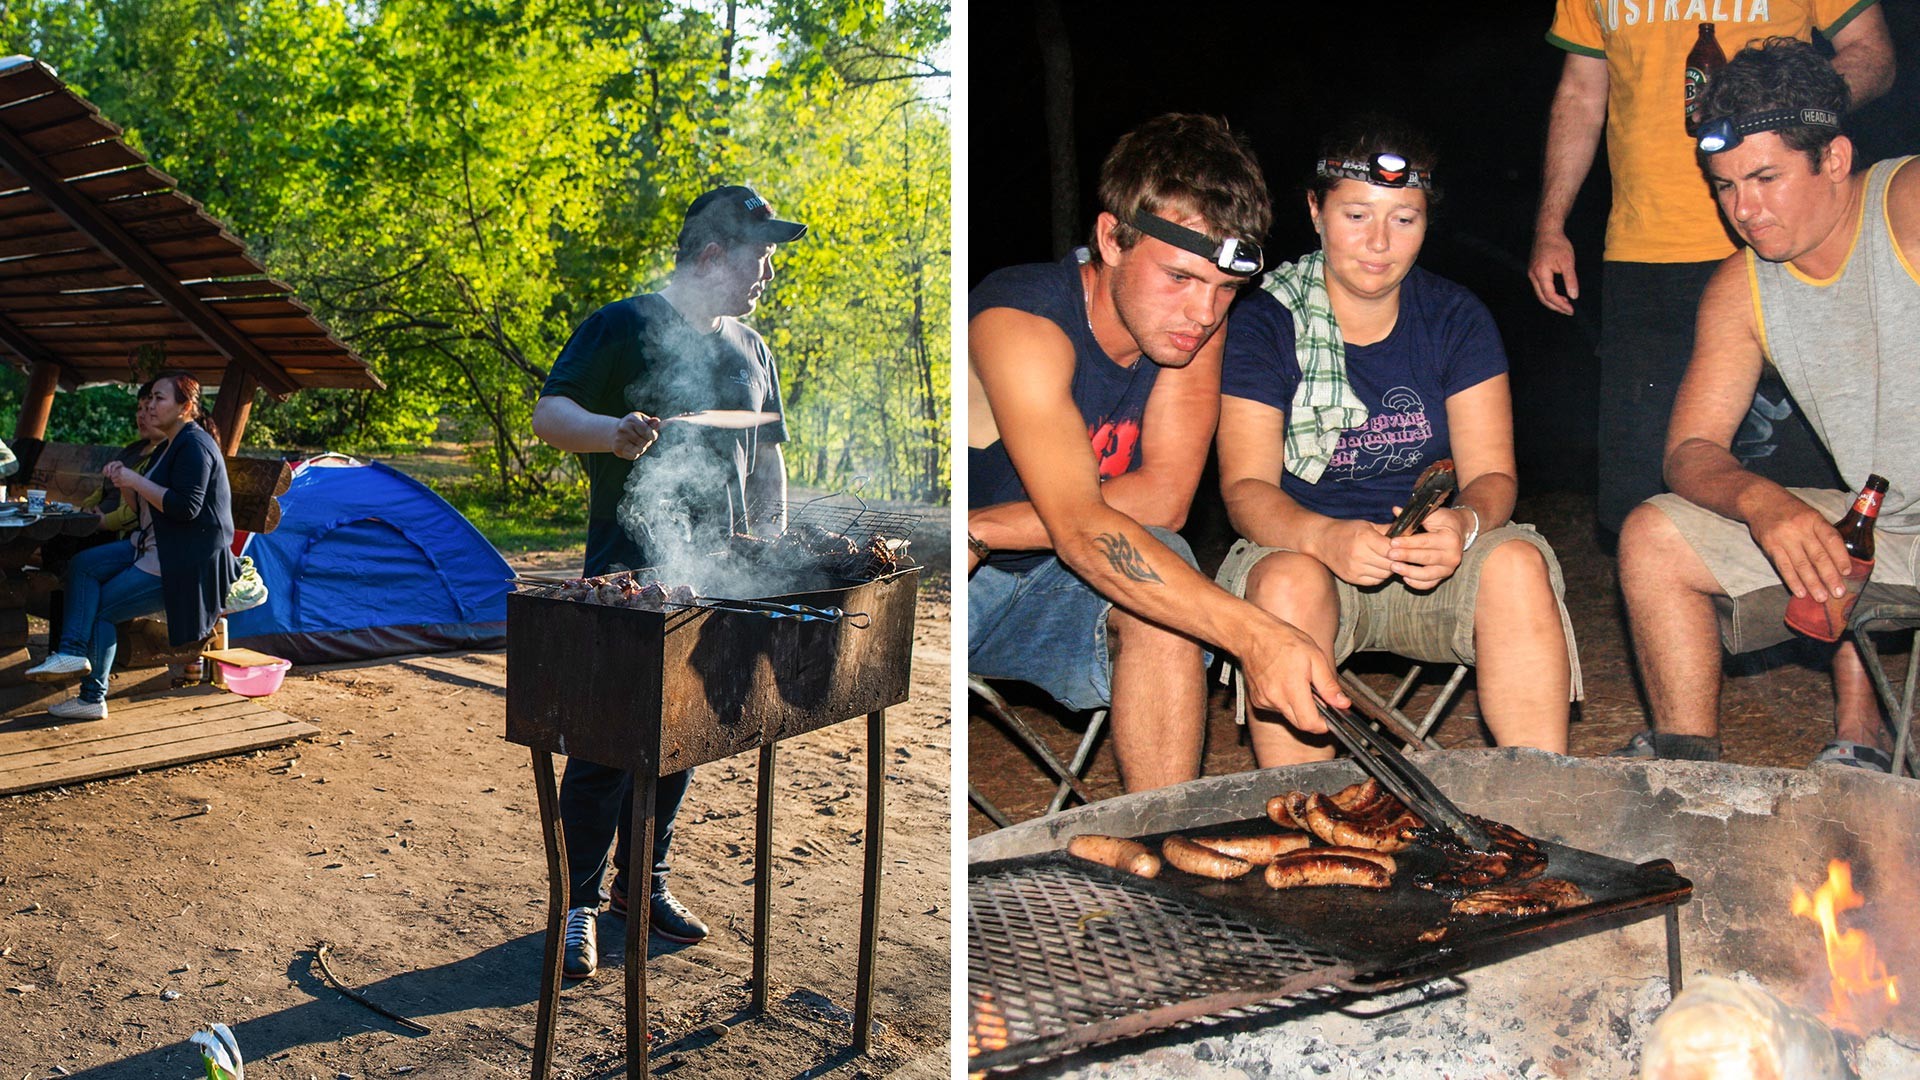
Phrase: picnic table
[{"left": 0, "top": 508, "right": 99, "bottom": 687}]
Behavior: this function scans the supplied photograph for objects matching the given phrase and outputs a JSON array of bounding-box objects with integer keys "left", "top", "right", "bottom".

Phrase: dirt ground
[
  {"left": 968, "top": 489, "right": 1904, "bottom": 833},
  {"left": 0, "top": 551, "right": 954, "bottom": 1079}
]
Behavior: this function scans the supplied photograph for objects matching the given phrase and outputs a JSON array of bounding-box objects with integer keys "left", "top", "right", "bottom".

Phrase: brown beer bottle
[
  {"left": 1685, "top": 23, "right": 1727, "bottom": 136},
  {"left": 1784, "top": 474, "right": 1887, "bottom": 641}
]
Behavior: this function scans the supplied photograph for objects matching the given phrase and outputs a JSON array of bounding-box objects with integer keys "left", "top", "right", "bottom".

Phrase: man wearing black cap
[{"left": 532, "top": 183, "right": 805, "bottom": 978}]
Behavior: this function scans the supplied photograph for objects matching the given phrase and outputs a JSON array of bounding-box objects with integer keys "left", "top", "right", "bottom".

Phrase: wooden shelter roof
[{"left": 0, "top": 56, "right": 380, "bottom": 398}]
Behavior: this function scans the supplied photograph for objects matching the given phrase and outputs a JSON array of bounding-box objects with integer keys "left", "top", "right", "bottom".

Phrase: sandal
[
  {"left": 1610, "top": 730, "right": 1658, "bottom": 759},
  {"left": 1811, "top": 740, "right": 1894, "bottom": 773}
]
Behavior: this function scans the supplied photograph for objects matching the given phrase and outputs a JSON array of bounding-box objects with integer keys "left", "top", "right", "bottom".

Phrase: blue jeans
[
  {"left": 969, "top": 525, "right": 1202, "bottom": 712},
  {"left": 58, "top": 540, "right": 166, "bottom": 704}
]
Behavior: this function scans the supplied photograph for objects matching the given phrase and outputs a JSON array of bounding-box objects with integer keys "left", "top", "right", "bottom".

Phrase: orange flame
[{"left": 1790, "top": 859, "right": 1898, "bottom": 1028}]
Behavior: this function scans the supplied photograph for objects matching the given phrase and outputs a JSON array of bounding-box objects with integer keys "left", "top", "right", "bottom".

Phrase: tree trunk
[{"left": 1036, "top": 0, "right": 1079, "bottom": 261}]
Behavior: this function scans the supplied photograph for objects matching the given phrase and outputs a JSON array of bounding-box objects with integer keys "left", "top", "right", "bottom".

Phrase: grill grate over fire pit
[{"left": 969, "top": 757, "right": 1693, "bottom": 1072}]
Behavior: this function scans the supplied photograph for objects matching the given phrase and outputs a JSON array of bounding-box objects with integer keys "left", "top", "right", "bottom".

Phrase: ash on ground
[{"left": 1027, "top": 934, "right": 1920, "bottom": 1079}]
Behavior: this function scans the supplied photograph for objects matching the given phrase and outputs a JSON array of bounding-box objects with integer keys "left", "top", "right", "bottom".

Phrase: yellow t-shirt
[{"left": 1549, "top": 0, "right": 1878, "bottom": 263}]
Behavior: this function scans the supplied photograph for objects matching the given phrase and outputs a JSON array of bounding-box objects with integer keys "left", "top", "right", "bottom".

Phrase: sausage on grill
[
  {"left": 1066, "top": 834, "right": 1162, "bottom": 878},
  {"left": 1187, "top": 832, "right": 1312, "bottom": 865},
  {"left": 1302, "top": 792, "right": 1418, "bottom": 852},
  {"left": 1264, "top": 852, "right": 1393, "bottom": 890},
  {"left": 1161, "top": 835, "right": 1254, "bottom": 880}
]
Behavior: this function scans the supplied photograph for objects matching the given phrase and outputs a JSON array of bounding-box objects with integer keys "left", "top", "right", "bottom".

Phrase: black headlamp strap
[
  {"left": 1733, "top": 106, "right": 1840, "bottom": 136},
  {"left": 1128, "top": 211, "right": 1263, "bottom": 276},
  {"left": 1699, "top": 107, "right": 1842, "bottom": 153}
]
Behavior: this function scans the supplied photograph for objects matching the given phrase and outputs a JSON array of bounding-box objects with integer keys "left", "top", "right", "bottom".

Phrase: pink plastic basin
[{"left": 216, "top": 658, "right": 291, "bottom": 697}]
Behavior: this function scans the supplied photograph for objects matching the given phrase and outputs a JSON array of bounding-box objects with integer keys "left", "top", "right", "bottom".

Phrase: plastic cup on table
[{"left": 25, "top": 489, "right": 44, "bottom": 515}]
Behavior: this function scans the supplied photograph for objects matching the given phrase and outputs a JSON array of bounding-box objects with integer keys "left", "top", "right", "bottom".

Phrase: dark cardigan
[{"left": 141, "top": 421, "right": 239, "bottom": 645}]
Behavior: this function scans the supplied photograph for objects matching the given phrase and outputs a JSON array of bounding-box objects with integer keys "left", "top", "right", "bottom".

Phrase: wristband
[
  {"left": 1457, "top": 505, "right": 1482, "bottom": 552},
  {"left": 967, "top": 531, "right": 991, "bottom": 563}
]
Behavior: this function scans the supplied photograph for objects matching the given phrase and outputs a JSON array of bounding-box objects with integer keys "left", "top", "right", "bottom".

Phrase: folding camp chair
[
  {"left": 1338, "top": 661, "right": 1471, "bottom": 752},
  {"left": 1846, "top": 600, "right": 1920, "bottom": 778},
  {"left": 967, "top": 674, "right": 1107, "bottom": 827}
]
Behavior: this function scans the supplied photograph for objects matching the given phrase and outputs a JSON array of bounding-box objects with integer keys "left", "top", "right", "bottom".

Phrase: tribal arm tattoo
[{"left": 1091, "top": 532, "right": 1164, "bottom": 584}]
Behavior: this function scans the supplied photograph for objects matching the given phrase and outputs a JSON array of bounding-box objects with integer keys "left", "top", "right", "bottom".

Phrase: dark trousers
[
  {"left": 1597, "top": 261, "right": 1840, "bottom": 535},
  {"left": 557, "top": 758, "right": 695, "bottom": 909}
]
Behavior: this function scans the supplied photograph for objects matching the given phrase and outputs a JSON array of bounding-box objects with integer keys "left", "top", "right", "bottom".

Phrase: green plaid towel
[{"left": 1260, "top": 252, "right": 1368, "bottom": 483}]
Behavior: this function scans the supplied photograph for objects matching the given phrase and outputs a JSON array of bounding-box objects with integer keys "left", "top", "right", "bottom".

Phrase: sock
[{"left": 1653, "top": 733, "right": 1722, "bottom": 761}]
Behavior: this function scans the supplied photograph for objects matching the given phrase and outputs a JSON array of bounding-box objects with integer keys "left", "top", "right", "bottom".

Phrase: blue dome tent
[{"left": 227, "top": 456, "right": 514, "bottom": 662}]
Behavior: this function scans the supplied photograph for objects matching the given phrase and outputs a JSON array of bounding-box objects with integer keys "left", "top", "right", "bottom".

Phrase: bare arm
[
  {"left": 531, "top": 394, "right": 659, "bottom": 460},
  {"left": 968, "top": 322, "right": 1224, "bottom": 553},
  {"left": 1216, "top": 395, "right": 1396, "bottom": 587},
  {"left": 972, "top": 306, "right": 1348, "bottom": 727},
  {"left": 746, "top": 443, "right": 787, "bottom": 536},
  {"left": 1665, "top": 258, "right": 1853, "bottom": 601},
  {"left": 1529, "top": 53, "right": 1608, "bottom": 315},
  {"left": 1387, "top": 376, "right": 1518, "bottom": 591},
  {"left": 1829, "top": 4, "right": 1895, "bottom": 108}
]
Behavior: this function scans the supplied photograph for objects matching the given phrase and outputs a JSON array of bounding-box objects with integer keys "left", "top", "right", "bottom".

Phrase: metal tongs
[
  {"left": 1314, "top": 692, "right": 1493, "bottom": 852},
  {"left": 680, "top": 596, "right": 872, "bottom": 627}
]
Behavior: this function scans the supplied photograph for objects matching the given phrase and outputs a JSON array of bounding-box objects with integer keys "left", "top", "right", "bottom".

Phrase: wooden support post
[
  {"left": 14, "top": 360, "right": 58, "bottom": 443},
  {"left": 209, "top": 364, "right": 258, "bottom": 456},
  {"left": 530, "top": 750, "right": 566, "bottom": 1080},
  {"left": 854, "top": 708, "right": 886, "bottom": 1054},
  {"left": 753, "top": 744, "right": 776, "bottom": 1012}
]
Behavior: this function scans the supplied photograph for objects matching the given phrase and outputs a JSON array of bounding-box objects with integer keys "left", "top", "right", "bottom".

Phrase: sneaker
[
  {"left": 562, "top": 906, "right": 598, "bottom": 979},
  {"left": 47, "top": 697, "right": 106, "bottom": 721},
  {"left": 648, "top": 886, "right": 710, "bottom": 944},
  {"left": 608, "top": 878, "right": 629, "bottom": 918},
  {"left": 25, "top": 653, "right": 91, "bottom": 683}
]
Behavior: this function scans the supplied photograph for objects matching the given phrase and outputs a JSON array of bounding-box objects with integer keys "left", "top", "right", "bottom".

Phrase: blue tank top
[{"left": 968, "top": 254, "right": 1160, "bottom": 570}]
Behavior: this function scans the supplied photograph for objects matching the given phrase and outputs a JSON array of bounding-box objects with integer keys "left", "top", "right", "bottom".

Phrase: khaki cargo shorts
[
  {"left": 1645, "top": 490, "right": 1920, "bottom": 654},
  {"left": 1213, "top": 523, "right": 1584, "bottom": 726}
]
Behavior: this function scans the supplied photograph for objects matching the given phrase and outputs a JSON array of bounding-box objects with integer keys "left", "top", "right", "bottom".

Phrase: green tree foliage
[{"left": 0, "top": 0, "right": 949, "bottom": 503}]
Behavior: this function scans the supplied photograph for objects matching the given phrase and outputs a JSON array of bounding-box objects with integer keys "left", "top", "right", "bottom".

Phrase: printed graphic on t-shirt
[
  {"left": 1089, "top": 416, "right": 1142, "bottom": 480},
  {"left": 1325, "top": 386, "right": 1432, "bottom": 481}
]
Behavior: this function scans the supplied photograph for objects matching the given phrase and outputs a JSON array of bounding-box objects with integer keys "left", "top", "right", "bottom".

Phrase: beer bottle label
[{"left": 1853, "top": 487, "right": 1884, "bottom": 517}]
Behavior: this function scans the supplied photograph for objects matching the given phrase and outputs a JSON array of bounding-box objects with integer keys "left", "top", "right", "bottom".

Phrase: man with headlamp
[
  {"left": 968, "top": 112, "right": 1347, "bottom": 792},
  {"left": 1529, "top": 1, "right": 1892, "bottom": 537},
  {"left": 1615, "top": 38, "right": 1920, "bottom": 772}
]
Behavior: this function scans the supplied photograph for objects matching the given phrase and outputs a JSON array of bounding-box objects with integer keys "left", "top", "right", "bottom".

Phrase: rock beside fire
[{"left": 1640, "top": 976, "right": 1851, "bottom": 1080}]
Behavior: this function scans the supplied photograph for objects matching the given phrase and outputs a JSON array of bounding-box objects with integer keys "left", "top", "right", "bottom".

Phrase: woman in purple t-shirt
[{"left": 1213, "top": 117, "right": 1582, "bottom": 768}]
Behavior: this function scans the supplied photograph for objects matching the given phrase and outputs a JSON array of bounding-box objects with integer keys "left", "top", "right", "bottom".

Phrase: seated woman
[
  {"left": 25, "top": 371, "right": 240, "bottom": 719},
  {"left": 40, "top": 394, "right": 164, "bottom": 572},
  {"left": 1214, "top": 116, "right": 1580, "bottom": 767}
]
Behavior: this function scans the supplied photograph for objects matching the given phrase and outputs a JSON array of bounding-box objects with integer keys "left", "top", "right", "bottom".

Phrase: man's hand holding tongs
[{"left": 1239, "top": 617, "right": 1347, "bottom": 736}]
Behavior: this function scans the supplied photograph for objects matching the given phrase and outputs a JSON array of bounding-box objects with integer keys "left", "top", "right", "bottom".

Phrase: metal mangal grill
[{"left": 968, "top": 828, "right": 1692, "bottom": 1072}]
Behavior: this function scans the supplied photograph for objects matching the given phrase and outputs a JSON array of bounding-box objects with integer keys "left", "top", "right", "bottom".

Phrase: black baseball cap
[{"left": 679, "top": 185, "right": 808, "bottom": 251}]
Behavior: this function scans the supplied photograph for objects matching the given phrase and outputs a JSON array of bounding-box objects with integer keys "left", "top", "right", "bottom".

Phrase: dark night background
[{"left": 968, "top": 1, "right": 1920, "bottom": 516}]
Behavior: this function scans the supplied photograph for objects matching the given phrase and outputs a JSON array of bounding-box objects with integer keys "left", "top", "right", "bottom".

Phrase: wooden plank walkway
[{"left": 0, "top": 687, "right": 317, "bottom": 796}]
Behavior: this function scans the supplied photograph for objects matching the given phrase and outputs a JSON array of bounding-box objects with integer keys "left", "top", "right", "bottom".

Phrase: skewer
[{"left": 1314, "top": 693, "right": 1493, "bottom": 852}]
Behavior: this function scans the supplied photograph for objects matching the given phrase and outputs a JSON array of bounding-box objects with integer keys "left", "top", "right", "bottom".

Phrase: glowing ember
[{"left": 1790, "top": 859, "right": 1898, "bottom": 1028}]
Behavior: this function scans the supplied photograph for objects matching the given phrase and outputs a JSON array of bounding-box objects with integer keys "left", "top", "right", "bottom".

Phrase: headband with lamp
[
  {"left": 1696, "top": 107, "right": 1841, "bottom": 154},
  {"left": 1316, "top": 152, "right": 1434, "bottom": 190},
  {"left": 1128, "top": 210, "right": 1265, "bottom": 276}
]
